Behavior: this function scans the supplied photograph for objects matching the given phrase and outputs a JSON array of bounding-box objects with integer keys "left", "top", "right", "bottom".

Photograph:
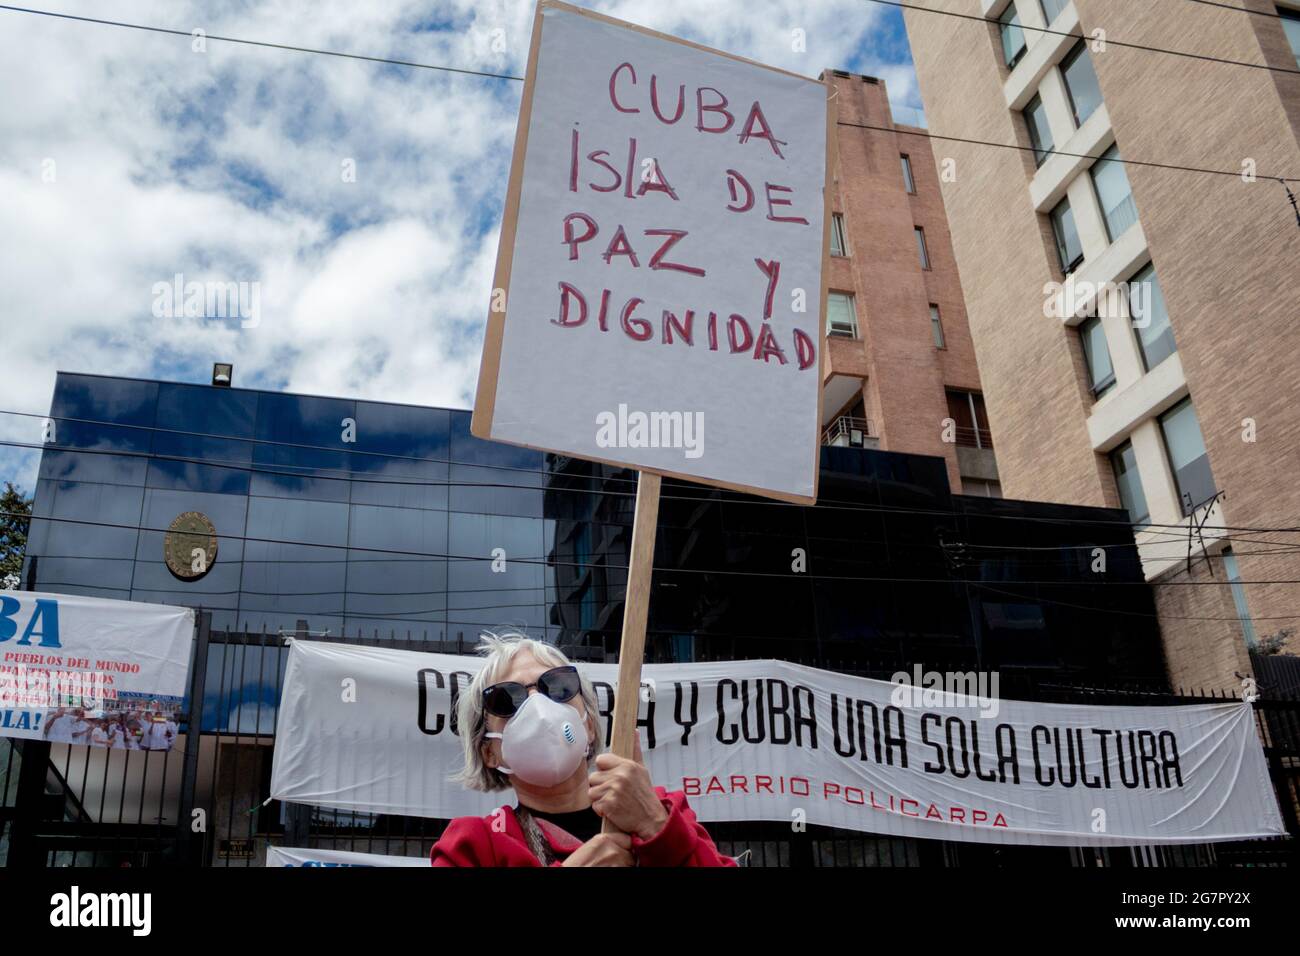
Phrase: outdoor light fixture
[{"left": 212, "top": 363, "right": 233, "bottom": 387}]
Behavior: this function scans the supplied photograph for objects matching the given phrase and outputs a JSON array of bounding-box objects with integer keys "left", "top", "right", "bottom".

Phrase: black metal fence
[{"left": 1, "top": 621, "right": 1296, "bottom": 868}]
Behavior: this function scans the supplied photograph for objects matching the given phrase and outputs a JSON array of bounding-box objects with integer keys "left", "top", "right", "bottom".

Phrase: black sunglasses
[{"left": 483, "top": 665, "right": 581, "bottom": 719}]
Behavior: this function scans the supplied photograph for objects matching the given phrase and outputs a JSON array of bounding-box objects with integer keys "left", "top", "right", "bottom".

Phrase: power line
[
  {"left": 1183, "top": 0, "right": 1292, "bottom": 19},
  {"left": 5, "top": 427, "right": 1300, "bottom": 536},
  {"left": 973, "top": 581, "right": 1300, "bottom": 623},
  {"left": 3, "top": 1, "right": 1295, "bottom": 180},
  {"left": 865, "top": 0, "right": 1300, "bottom": 75},
  {"left": 8, "top": 509, "right": 1300, "bottom": 588},
  {"left": 7, "top": 1, "right": 1294, "bottom": 80},
  {"left": 0, "top": 4, "right": 524, "bottom": 81},
  {"left": 836, "top": 119, "right": 1300, "bottom": 182}
]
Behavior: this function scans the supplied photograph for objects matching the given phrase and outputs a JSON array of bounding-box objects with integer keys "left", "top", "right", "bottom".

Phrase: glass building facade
[{"left": 22, "top": 373, "right": 1168, "bottom": 735}]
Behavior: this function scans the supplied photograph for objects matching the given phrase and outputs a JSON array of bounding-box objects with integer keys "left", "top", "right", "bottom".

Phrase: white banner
[
  {"left": 269, "top": 641, "right": 1286, "bottom": 847},
  {"left": 266, "top": 846, "right": 429, "bottom": 868},
  {"left": 0, "top": 591, "right": 194, "bottom": 752}
]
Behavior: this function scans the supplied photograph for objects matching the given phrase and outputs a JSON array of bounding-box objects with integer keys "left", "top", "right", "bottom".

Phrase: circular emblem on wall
[{"left": 164, "top": 511, "right": 218, "bottom": 581}]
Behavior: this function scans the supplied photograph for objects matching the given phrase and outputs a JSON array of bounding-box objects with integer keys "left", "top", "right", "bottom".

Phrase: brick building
[
  {"left": 820, "top": 71, "right": 1000, "bottom": 497},
  {"left": 901, "top": 0, "right": 1300, "bottom": 689}
]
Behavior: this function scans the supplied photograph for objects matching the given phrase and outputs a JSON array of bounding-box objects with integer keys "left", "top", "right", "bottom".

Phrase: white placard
[
  {"left": 270, "top": 642, "right": 1287, "bottom": 847},
  {"left": 473, "top": 1, "right": 830, "bottom": 503}
]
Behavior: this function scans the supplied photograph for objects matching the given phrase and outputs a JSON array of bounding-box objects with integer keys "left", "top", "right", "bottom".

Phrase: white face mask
[{"left": 486, "top": 692, "right": 592, "bottom": 787}]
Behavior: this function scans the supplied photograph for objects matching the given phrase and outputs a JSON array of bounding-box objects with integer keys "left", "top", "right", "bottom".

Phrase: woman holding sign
[{"left": 430, "top": 633, "right": 735, "bottom": 867}]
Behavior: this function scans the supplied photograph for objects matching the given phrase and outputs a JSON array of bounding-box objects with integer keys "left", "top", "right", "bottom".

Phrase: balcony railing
[
  {"left": 954, "top": 426, "right": 994, "bottom": 450},
  {"left": 822, "top": 416, "right": 876, "bottom": 448}
]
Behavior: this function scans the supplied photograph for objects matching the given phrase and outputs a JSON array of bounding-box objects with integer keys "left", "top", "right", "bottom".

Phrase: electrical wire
[
  {"left": 1183, "top": 0, "right": 1293, "bottom": 19},
  {"left": 1, "top": 2, "right": 1295, "bottom": 183},
  {"left": 836, "top": 119, "right": 1300, "bottom": 182},
  {"left": 0, "top": 4, "right": 524, "bottom": 80},
  {"left": 8, "top": 509, "right": 1300, "bottom": 587},
  {"left": 5, "top": 409, "right": 1300, "bottom": 535},
  {"left": 972, "top": 581, "right": 1300, "bottom": 623},
  {"left": 863, "top": 0, "right": 1300, "bottom": 75}
]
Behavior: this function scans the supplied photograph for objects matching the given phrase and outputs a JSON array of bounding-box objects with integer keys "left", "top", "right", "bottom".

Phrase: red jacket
[{"left": 430, "top": 787, "right": 736, "bottom": 867}]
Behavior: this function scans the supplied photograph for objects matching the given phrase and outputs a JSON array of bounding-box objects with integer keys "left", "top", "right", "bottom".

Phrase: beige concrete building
[
  {"left": 902, "top": 0, "right": 1300, "bottom": 690},
  {"left": 821, "top": 71, "right": 999, "bottom": 496}
]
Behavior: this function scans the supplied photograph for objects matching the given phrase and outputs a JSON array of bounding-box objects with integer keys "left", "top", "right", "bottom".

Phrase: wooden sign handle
[{"left": 601, "top": 470, "right": 661, "bottom": 835}]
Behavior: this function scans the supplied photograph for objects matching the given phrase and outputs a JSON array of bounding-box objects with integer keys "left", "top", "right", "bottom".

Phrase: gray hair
[{"left": 453, "top": 631, "right": 604, "bottom": 792}]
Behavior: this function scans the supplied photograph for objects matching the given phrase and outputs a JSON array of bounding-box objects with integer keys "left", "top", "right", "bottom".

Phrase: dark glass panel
[
  {"left": 50, "top": 374, "right": 158, "bottom": 427},
  {"left": 147, "top": 432, "right": 252, "bottom": 495},
  {"left": 155, "top": 382, "right": 257, "bottom": 439},
  {"left": 246, "top": 497, "right": 348, "bottom": 548},
  {"left": 38, "top": 447, "right": 149, "bottom": 486},
  {"left": 449, "top": 464, "right": 545, "bottom": 518},
  {"left": 351, "top": 401, "right": 450, "bottom": 461},
  {"left": 347, "top": 453, "right": 449, "bottom": 511},
  {"left": 449, "top": 411, "right": 544, "bottom": 469},
  {"left": 255, "top": 392, "right": 357, "bottom": 450},
  {"left": 447, "top": 513, "right": 548, "bottom": 638}
]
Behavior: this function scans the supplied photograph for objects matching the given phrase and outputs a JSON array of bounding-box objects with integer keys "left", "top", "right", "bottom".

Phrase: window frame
[
  {"left": 1158, "top": 398, "right": 1215, "bottom": 516},
  {"left": 1089, "top": 144, "right": 1136, "bottom": 243},
  {"left": 1079, "top": 315, "right": 1116, "bottom": 399},
  {"left": 1128, "top": 262, "right": 1176, "bottom": 372},
  {"left": 1060, "top": 40, "right": 1102, "bottom": 128},
  {"left": 1049, "top": 197, "right": 1084, "bottom": 275},
  {"left": 1040, "top": 0, "right": 1069, "bottom": 25},
  {"left": 1222, "top": 549, "right": 1258, "bottom": 648},
  {"left": 999, "top": 3, "right": 1028, "bottom": 70},
  {"left": 1280, "top": 6, "right": 1300, "bottom": 68},
  {"left": 915, "top": 226, "right": 931, "bottom": 271},
  {"left": 901, "top": 154, "right": 916, "bottom": 194},
  {"left": 1109, "top": 440, "right": 1150, "bottom": 527},
  {"left": 1024, "top": 93, "right": 1054, "bottom": 167},
  {"left": 830, "top": 213, "right": 848, "bottom": 257},
  {"left": 929, "top": 303, "right": 946, "bottom": 349},
  {"left": 827, "top": 291, "right": 859, "bottom": 338}
]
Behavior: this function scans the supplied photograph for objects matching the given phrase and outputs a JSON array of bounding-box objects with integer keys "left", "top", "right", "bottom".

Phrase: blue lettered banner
[
  {"left": 0, "top": 591, "right": 193, "bottom": 750},
  {"left": 266, "top": 846, "right": 429, "bottom": 867}
]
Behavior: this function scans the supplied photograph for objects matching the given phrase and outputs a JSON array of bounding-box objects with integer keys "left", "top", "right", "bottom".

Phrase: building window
[
  {"left": 946, "top": 389, "right": 993, "bottom": 449},
  {"left": 1079, "top": 316, "right": 1115, "bottom": 398},
  {"left": 915, "top": 227, "right": 931, "bottom": 270},
  {"left": 1281, "top": 6, "right": 1300, "bottom": 67},
  {"left": 1060, "top": 41, "right": 1103, "bottom": 127},
  {"left": 827, "top": 292, "right": 858, "bottom": 337},
  {"left": 1050, "top": 197, "right": 1084, "bottom": 274},
  {"left": 831, "top": 213, "right": 848, "bottom": 257},
  {"left": 1091, "top": 145, "right": 1137, "bottom": 241},
  {"left": 1222, "top": 550, "right": 1258, "bottom": 648},
  {"left": 964, "top": 478, "right": 1003, "bottom": 498},
  {"left": 999, "top": 3, "right": 1028, "bottom": 69},
  {"left": 1109, "top": 440, "right": 1149, "bottom": 526},
  {"left": 1040, "top": 0, "right": 1069, "bottom": 24},
  {"left": 1128, "top": 263, "right": 1176, "bottom": 371},
  {"left": 929, "top": 304, "right": 946, "bottom": 348},
  {"left": 901, "top": 154, "right": 916, "bottom": 194},
  {"left": 1025, "top": 94, "right": 1054, "bottom": 166},
  {"left": 1159, "top": 398, "right": 1215, "bottom": 514}
]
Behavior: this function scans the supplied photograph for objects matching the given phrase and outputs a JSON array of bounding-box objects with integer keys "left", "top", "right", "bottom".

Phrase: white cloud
[{"left": 0, "top": 0, "right": 916, "bottom": 492}]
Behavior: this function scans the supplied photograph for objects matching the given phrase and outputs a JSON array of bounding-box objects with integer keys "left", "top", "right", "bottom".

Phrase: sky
[{"left": 0, "top": 0, "right": 922, "bottom": 494}]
